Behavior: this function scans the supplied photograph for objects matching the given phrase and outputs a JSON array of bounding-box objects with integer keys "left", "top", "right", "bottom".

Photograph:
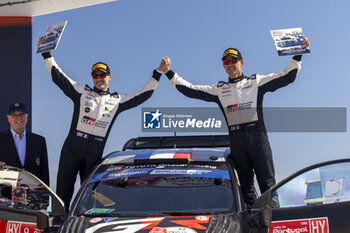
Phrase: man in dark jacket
[{"left": 0, "top": 103, "right": 49, "bottom": 186}]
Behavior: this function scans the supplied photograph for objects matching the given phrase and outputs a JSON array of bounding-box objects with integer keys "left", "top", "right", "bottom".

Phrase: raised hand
[
  {"left": 157, "top": 57, "right": 171, "bottom": 73},
  {"left": 302, "top": 37, "right": 310, "bottom": 48},
  {"left": 37, "top": 36, "right": 45, "bottom": 48}
]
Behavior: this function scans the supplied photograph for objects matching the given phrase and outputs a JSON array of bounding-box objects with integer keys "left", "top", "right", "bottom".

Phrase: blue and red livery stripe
[
  {"left": 173, "top": 149, "right": 192, "bottom": 160},
  {"left": 134, "top": 149, "right": 193, "bottom": 160},
  {"left": 134, "top": 150, "right": 154, "bottom": 160}
]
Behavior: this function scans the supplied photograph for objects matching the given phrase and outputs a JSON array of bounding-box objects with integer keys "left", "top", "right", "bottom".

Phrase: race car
[
  {"left": 0, "top": 165, "right": 65, "bottom": 233},
  {"left": 0, "top": 135, "right": 349, "bottom": 233}
]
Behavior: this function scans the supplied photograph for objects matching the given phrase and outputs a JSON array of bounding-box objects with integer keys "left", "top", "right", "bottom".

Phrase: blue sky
[{"left": 31, "top": 0, "right": 350, "bottom": 191}]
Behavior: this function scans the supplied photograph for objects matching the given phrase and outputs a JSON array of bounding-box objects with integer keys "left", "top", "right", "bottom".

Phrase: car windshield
[{"left": 75, "top": 162, "right": 236, "bottom": 216}]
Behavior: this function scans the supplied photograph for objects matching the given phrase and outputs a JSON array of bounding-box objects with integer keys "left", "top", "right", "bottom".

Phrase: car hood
[{"left": 59, "top": 214, "right": 244, "bottom": 233}]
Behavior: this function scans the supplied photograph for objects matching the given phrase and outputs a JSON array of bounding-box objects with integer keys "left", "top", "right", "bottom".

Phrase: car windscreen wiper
[
  {"left": 90, "top": 181, "right": 115, "bottom": 207},
  {"left": 91, "top": 191, "right": 115, "bottom": 207}
]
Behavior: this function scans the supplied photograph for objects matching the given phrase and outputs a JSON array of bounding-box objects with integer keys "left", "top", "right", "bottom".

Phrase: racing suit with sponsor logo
[
  {"left": 42, "top": 52, "right": 161, "bottom": 210},
  {"left": 166, "top": 55, "right": 302, "bottom": 207}
]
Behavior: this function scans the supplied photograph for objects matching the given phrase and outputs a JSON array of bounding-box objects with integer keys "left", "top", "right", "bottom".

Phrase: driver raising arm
[
  {"left": 38, "top": 37, "right": 166, "bottom": 211},
  {"left": 160, "top": 38, "right": 310, "bottom": 208}
]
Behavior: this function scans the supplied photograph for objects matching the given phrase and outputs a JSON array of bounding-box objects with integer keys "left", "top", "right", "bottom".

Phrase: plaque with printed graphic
[
  {"left": 270, "top": 27, "right": 310, "bottom": 56},
  {"left": 36, "top": 21, "right": 67, "bottom": 54}
]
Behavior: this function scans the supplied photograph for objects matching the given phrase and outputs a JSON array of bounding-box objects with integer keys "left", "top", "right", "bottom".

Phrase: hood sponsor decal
[
  {"left": 85, "top": 217, "right": 165, "bottom": 233},
  {"left": 150, "top": 227, "right": 197, "bottom": 233},
  {"left": 104, "top": 217, "right": 118, "bottom": 222},
  {"left": 86, "top": 216, "right": 212, "bottom": 233},
  {"left": 90, "top": 218, "right": 103, "bottom": 224},
  {"left": 150, "top": 169, "right": 210, "bottom": 176},
  {"left": 171, "top": 215, "right": 211, "bottom": 230},
  {"left": 195, "top": 216, "right": 209, "bottom": 222},
  {"left": 269, "top": 217, "right": 328, "bottom": 233}
]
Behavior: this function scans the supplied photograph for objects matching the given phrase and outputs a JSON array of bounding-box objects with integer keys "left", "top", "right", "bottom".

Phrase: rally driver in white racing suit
[
  {"left": 38, "top": 37, "right": 167, "bottom": 211},
  {"left": 160, "top": 38, "right": 310, "bottom": 208}
]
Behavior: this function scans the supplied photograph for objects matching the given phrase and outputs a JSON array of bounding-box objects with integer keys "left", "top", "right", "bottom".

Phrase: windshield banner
[{"left": 89, "top": 168, "right": 230, "bottom": 184}]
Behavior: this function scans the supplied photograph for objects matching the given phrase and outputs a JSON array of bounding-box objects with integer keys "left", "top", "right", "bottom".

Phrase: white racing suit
[
  {"left": 166, "top": 55, "right": 302, "bottom": 207},
  {"left": 42, "top": 52, "right": 161, "bottom": 211}
]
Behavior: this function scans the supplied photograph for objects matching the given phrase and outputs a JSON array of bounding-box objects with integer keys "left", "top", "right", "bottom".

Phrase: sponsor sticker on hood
[
  {"left": 150, "top": 227, "right": 197, "bottom": 233},
  {"left": 85, "top": 216, "right": 212, "bottom": 233},
  {"left": 90, "top": 218, "right": 103, "bottom": 224}
]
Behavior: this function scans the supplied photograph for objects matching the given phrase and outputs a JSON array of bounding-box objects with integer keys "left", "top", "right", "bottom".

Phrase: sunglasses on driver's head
[
  {"left": 92, "top": 73, "right": 107, "bottom": 79},
  {"left": 223, "top": 58, "right": 239, "bottom": 65}
]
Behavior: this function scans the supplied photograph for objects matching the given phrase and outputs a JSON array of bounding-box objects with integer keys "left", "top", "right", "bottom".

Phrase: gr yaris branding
[
  {"left": 226, "top": 101, "right": 253, "bottom": 113},
  {"left": 142, "top": 108, "right": 225, "bottom": 132},
  {"left": 81, "top": 116, "right": 108, "bottom": 129},
  {"left": 82, "top": 116, "right": 96, "bottom": 125}
]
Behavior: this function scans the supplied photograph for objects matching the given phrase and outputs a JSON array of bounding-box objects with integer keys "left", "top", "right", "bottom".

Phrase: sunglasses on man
[
  {"left": 92, "top": 73, "right": 108, "bottom": 79},
  {"left": 223, "top": 57, "right": 239, "bottom": 65}
]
